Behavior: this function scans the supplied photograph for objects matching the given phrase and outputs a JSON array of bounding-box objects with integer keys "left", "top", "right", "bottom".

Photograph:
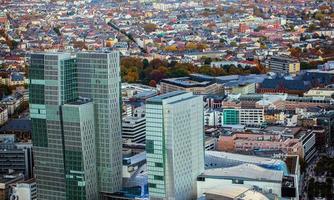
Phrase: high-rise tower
[
  {"left": 29, "top": 52, "right": 122, "bottom": 200},
  {"left": 145, "top": 91, "right": 204, "bottom": 200}
]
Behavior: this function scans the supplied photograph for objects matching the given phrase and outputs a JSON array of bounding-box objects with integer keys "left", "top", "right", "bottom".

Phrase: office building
[
  {"left": 76, "top": 52, "right": 122, "bottom": 194},
  {"left": 222, "top": 108, "right": 264, "bottom": 126},
  {"left": 10, "top": 178, "right": 37, "bottom": 200},
  {"left": 62, "top": 101, "right": 98, "bottom": 199},
  {"left": 239, "top": 109, "right": 265, "bottom": 126},
  {"left": 0, "top": 135, "right": 33, "bottom": 179},
  {"left": 0, "top": 173, "right": 24, "bottom": 200},
  {"left": 122, "top": 116, "right": 146, "bottom": 144},
  {"left": 197, "top": 164, "right": 297, "bottom": 199},
  {"left": 222, "top": 109, "right": 239, "bottom": 125},
  {"left": 160, "top": 77, "right": 222, "bottom": 95},
  {"left": 146, "top": 91, "right": 204, "bottom": 200},
  {"left": 265, "top": 56, "right": 300, "bottom": 75},
  {"left": 29, "top": 52, "right": 122, "bottom": 199}
]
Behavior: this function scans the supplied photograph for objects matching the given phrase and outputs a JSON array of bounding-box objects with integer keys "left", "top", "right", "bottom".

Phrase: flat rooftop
[
  {"left": 201, "top": 163, "right": 283, "bottom": 182},
  {"left": 146, "top": 90, "right": 188, "bottom": 103},
  {"left": 161, "top": 77, "right": 214, "bottom": 88}
]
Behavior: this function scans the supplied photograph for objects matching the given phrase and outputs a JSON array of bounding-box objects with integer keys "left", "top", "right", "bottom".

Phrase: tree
[
  {"left": 121, "top": 57, "right": 143, "bottom": 69},
  {"left": 185, "top": 42, "right": 197, "bottom": 50},
  {"left": 0, "top": 84, "right": 10, "bottom": 97},
  {"left": 308, "top": 24, "right": 317, "bottom": 32},
  {"left": 164, "top": 45, "right": 178, "bottom": 52},
  {"left": 203, "top": 57, "right": 212, "bottom": 65},
  {"left": 149, "top": 69, "right": 165, "bottom": 82},
  {"left": 300, "top": 62, "right": 314, "bottom": 70},
  {"left": 230, "top": 41, "right": 237, "bottom": 47},
  {"left": 143, "top": 23, "right": 157, "bottom": 33},
  {"left": 53, "top": 26, "right": 61, "bottom": 36},
  {"left": 228, "top": 66, "right": 241, "bottom": 74},
  {"left": 143, "top": 59, "right": 149, "bottom": 68},
  {"left": 289, "top": 47, "right": 302, "bottom": 58},
  {"left": 197, "top": 43, "right": 208, "bottom": 51},
  {"left": 315, "top": 12, "right": 325, "bottom": 21},
  {"left": 167, "top": 67, "right": 189, "bottom": 77},
  {"left": 124, "top": 71, "right": 139, "bottom": 83},
  {"left": 149, "top": 59, "right": 168, "bottom": 69},
  {"left": 148, "top": 80, "right": 157, "bottom": 87}
]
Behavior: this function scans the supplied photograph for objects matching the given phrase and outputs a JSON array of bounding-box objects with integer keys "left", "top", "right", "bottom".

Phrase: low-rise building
[
  {"left": 224, "top": 81, "right": 256, "bottom": 95},
  {"left": 221, "top": 108, "right": 265, "bottom": 126},
  {"left": 10, "top": 178, "right": 37, "bottom": 200},
  {"left": 204, "top": 109, "right": 222, "bottom": 127},
  {"left": 265, "top": 56, "right": 300, "bottom": 75},
  {"left": 160, "top": 77, "right": 223, "bottom": 95},
  {"left": 122, "top": 116, "right": 146, "bottom": 144},
  {"left": 0, "top": 106, "right": 8, "bottom": 125},
  {"left": 0, "top": 135, "right": 33, "bottom": 179},
  {"left": 0, "top": 173, "right": 24, "bottom": 200},
  {"left": 197, "top": 163, "right": 297, "bottom": 199},
  {"left": 304, "top": 88, "right": 334, "bottom": 98}
]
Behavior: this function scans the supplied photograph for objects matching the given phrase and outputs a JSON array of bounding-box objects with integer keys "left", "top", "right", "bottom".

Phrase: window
[
  {"left": 154, "top": 175, "right": 164, "bottom": 181},
  {"left": 155, "top": 162, "right": 163, "bottom": 168},
  {"left": 146, "top": 140, "right": 154, "bottom": 154},
  {"left": 232, "top": 179, "right": 244, "bottom": 184}
]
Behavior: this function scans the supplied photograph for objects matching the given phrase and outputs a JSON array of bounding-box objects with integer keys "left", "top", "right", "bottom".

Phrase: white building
[
  {"left": 146, "top": 91, "right": 204, "bottom": 200},
  {"left": 122, "top": 116, "right": 146, "bottom": 144},
  {"left": 300, "top": 131, "right": 316, "bottom": 163},
  {"left": 0, "top": 106, "right": 8, "bottom": 125},
  {"left": 239, "top": 109, "right": 265, "bottom": 126},
  {"left": 204, "top": 109, "right": 222, "bottom": 127},
  {"left": 10, "top": 179, "right": 37, "bottom": 200},
  {"left": 197, "top": 163, "right": 296, "bottom": 199}
]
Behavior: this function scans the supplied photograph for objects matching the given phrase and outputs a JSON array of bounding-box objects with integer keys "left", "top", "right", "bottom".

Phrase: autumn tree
[
  {"left": 124, "top": 71, "right": 139, "bottom": 83},
  {"left": 185, "top": 42, "right": 197, "bottom": 50},
  {"left": 197, "top": 42, "right": 208, "bottom": 51},
  {"left": 149, "top": 58, "right": 168, "bottom": 69},
  {"left": 149, "top": 80, "right": 157, "bottom": 87},
  {"left": 164, "top": 45, "right": 178, "bottom": 52},
  {"left": 143, "top": 23, "right": 157, "bottom": 33},
  {"left": 289, "top": 47, "right": 302, "bottom": 58}
]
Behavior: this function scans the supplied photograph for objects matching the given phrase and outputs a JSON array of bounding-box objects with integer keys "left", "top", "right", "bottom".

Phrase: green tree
[
  {"left": 53, "top": 26, "right": 61, "bottom": 36},
  {"left": 0, "top": 84, "right": 10, "bottom": 97},
  {"left": 308, "top": 24, "right": 317, "bottom": 32},
  {"left": 230, "top": 41, "right": 237, "bottom": 47}
]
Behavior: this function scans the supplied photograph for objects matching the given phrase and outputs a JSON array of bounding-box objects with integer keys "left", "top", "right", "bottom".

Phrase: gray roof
[{"left": 201, "top": 163, "right": 283, "bottom": 183}]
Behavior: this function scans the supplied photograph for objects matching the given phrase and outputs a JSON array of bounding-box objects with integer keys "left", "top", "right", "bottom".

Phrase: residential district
[{"left": 0, "top": 0, "right": 334, "bottom": 200}]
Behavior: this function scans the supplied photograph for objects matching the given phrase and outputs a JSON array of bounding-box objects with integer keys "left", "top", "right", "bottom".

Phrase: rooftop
[
  {"left": 161, "top": 77, "right": 214, "bottom": 88},
  {"left": 146, "top": 90, "right": 188, "bottom": 103},
  {"left": 201, "top": 163, "right": 283, "bottom": 183}
]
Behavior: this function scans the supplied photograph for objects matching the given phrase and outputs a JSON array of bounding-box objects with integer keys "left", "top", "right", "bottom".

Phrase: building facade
[
  {"left": 29, "top": 52, "right": 122, "bottom": 199},
  {"left": 122, "top": 116, "right": 146, "bottom": 144},
  {"left": 265, "top": 56, "right": 300, "bottom": 75},
  {"left": 146, "top": 91, "right": 204, "bottom": 200},
  {"left": 160, "top": 77, "right": 223, "bottom": 95}
]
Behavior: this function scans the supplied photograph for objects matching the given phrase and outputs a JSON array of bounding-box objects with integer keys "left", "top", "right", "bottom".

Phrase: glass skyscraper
[
  {"left": 145, "top": 91, "right": 204, "bottom": 200},
  {"left": 29, "top": 52, "right": 122, "bottom": 200}
]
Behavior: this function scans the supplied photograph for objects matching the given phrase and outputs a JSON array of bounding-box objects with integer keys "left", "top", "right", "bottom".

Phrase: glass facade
[
  {"left": 146, "top": 91, "right": 204, "bottom": 200},
  {"left": 76, "top": 52, "right": 122, "bottom": 193},
  {"left": 223, "top": 109, "right": 240, "bottom": 125},
  {"left": 30, "top": 52, "right": 121, "bottom": 200}
]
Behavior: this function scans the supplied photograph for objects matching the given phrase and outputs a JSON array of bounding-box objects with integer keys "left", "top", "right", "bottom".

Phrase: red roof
[{"left": 0, "top": 17, "right": 8, "bottom": 24}]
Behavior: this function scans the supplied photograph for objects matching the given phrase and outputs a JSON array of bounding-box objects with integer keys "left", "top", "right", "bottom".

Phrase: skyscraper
[
  {"left": 76, "top": 52, "right": 122, "bottom": 194},
  {"left": 145, "top": 91, "right": 204, "bottom": 200},
  {"left": 29, "top": 52, "right": 122, "bottom": 200}
]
